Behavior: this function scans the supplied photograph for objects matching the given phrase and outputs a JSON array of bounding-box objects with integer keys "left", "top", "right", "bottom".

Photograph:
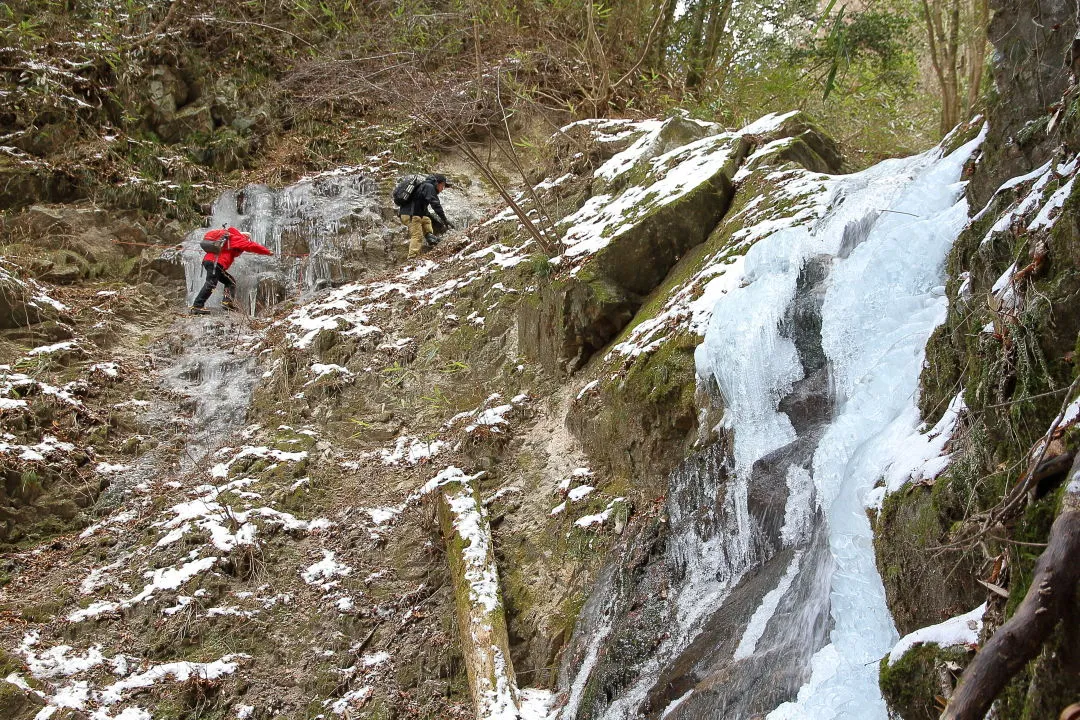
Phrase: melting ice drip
[
  {"left": 183, "top": 172, "right": 387, "bottom": 315},
  {"left": 559, "top": 128, "right": 985, "bottom": 720}
]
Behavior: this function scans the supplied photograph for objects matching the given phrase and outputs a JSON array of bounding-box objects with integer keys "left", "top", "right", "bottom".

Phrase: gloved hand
[{"left": 443, "top": 219, "right": 456, "bottom": 230}]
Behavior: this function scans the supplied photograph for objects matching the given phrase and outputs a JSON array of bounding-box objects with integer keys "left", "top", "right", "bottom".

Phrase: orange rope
[
  {"left": 110, "top": 240, "right": 309, "bottom": 258},
  {"left": 111, "top": 240, "right": 181, "bottom": 249}
]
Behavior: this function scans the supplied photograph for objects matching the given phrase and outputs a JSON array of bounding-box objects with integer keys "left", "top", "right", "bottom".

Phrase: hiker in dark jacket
[
  {"left": 190, "top": 227, "right": 273, "bottom": 315},
  {"left": 398, "top": 173, "right": 455, "bottom": 259}
]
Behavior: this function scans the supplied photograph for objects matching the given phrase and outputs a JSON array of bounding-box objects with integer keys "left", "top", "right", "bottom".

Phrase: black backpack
[
  {"left": 200, "top": 229, "right": 231, "bottom": 255},
  {"left": 392, "top": 175, "right": 425, "bottom": 207}
]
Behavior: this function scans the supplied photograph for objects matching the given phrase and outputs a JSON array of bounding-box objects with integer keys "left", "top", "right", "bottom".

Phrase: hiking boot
[
  {"left": 189, "top": 306, "right": 211, "bottom": 316},
  {"left": 423, "top": 233, "right": 440, "bottom": 248}
]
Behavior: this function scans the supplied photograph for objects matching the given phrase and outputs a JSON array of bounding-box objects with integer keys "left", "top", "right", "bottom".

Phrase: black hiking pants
[{"left": 192, "top": 260, "right": 236, "bottom": 308}]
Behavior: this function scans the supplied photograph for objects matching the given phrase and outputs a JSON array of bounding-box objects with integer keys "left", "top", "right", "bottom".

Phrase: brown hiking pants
[{"left": 399, "top": 215, "right": 432, "bottom": 258}]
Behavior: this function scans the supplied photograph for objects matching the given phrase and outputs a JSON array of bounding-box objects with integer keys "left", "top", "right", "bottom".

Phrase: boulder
[
  {"left": 145, "top": 66, "right": 189, "bottom": 125},
  {"left": 0, "top": 158, "right": 77, "bottom": 211},
  {"left": 520, "top": 127, "right": 749, "bottom": 375},
  {"left": 157, "top": 103, "right": 213, "bottom": 143}
]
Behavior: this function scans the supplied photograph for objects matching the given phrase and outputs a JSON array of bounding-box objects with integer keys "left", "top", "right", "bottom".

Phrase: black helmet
[{"left": 429, "top": 173, "right": 452, "bottom": 188}]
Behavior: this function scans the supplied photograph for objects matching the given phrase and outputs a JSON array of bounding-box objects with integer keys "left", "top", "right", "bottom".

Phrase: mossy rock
[
  {"left": 520, "top": 153, "right": 740, "bottom": 374},
  {"left": 0, "top": 679, "right": 46, "bottom": 720},
  {"left": 873, "top": 483, "right": 984, "bottom": 636},
  {"left": 568, "top": 331, "right": 699, "bottom": 485},
  {"left": 0, "top": 158, "right": 77, "bottom": 212},
  {"left": 879, "top": 644, "right": 972, "bottom": 720}
]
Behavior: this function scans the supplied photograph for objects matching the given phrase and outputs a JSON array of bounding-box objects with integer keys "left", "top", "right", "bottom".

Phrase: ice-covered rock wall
[{"left": 182, "top": 169, "right": 394, "bottom": 315}]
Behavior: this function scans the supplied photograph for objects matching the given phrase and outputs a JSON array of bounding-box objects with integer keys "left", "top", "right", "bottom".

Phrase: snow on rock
[
  {"left": 327, "top": 686, "right": 373, "bottom": 715},
  {"left": 152, "top": 477, "right": 329, "bottom": 555},
  {"left": 1028, "top": 174, "right": 1076, "bottom": 230},
  {"left": 19, "top": 634, "right": 105, "bottom": 679},
  {"left": 555, "top": 112, "right": 802, "bottom": 270},
  {"left": 574, "top": 498, "right": 626, "bottom": 529},
  {"left": 567, "top": 485, "right": 595, "bottom": 502},
  {"left": 467, "top": 243, "right": 532, "bottom": 269},
  {"left": 97, "top": 655, "right": 248, "bottom": 705},
  {"left": 0, "top": 434, "right": 76, "bottom": 462},
  {"left": 378, "top": 435, "right": 447, "bottom": 466},
  {"left": 559, "top": 131, "right": 741, "bottom": 260},
  {"left": 127, "top": 556, "right": 220, "bottom": 605},
  {"left": 412, "top": 465, "right": 486, "bottom": 500},
  {"left": 302, "top": 550, "right": 352, "bottom": 587},
  {"left": 15, "top": 629, "right": 246, "bottom": 718},
  {"left": 307, "top": 363, "right": 354, "bottom": 384},
  {"left": 575, "top": 380, "right": 599, "bottom": 401},
  {"left": 888, "top": 603, "right": 986, "bottom": 665},
  {"left": 466, "top": 404, "right": 514, "bottom": 434},
  {"left": 27, "top": 341, "right": 77, "bottom": 356},
  {"left": 79, "top": 555, "right": 129, "bottom": 594},
  {"left": 68, "top": 555, "right": 220, "bottom": 622},
  {"left": 882, "top": 391, "right": 967, "bottom": 492},
  {"left": 361, "top": 651, "right": 390, "bottom": 667},
  {"left": 977, "top": 160, "right": 1059, "bottom": 247},
  {"left": 1, "top": 367, "right": 84, "bottom": 408},
  {"left": 210, "top": 445, "right": 308, "bottom": 479}
]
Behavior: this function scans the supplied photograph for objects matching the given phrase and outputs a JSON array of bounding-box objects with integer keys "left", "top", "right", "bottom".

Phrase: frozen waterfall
[
  {"left": 557, "top": 126, "right": 986, "bottom": 720},
  {"left": 695, "top": 129, "right": 987, "bottom": 719},
  {"left": 182, "top": 170, "right": 393, "bottom": 315}
]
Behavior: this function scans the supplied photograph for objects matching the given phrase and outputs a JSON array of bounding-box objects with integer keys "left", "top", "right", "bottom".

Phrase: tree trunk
[
  {"left": 921, "top": 0, "right": 963, "bottom": 135},
  {"left": 683, "top": 0, "right": 709, "bottom": 93},
  {"left": 940, "top": 456, "right": 1080, "bottom": 720},
  {"left": 437, "top": 472, "right": 521, "bottom": 719},
  {"left": 965, "top": 0, "right": 989, "bottom": 112},
  {"left": 698, "top": 0, "right": 733, "bottom": 90},
  {"left": 646, "top": 0, "right": 678, "bottom": 73}
]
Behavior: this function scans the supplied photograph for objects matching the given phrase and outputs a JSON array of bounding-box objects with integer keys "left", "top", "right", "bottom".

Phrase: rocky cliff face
[{"left": 875, "top": 0, "right": 1080, "bottom": 716}]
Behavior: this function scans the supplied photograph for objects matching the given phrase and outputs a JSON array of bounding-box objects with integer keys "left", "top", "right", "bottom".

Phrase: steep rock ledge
[
  {"left": 517, "top": 112, "right": 842, "bottom": 380},
  {"left": 873, "top": 0, "right": 1080, "bottom": 714}
]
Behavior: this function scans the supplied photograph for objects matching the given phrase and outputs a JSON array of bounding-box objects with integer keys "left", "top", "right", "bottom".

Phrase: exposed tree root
[{"left": 941, "top": 454, "right": 1080, "bottom": 720}]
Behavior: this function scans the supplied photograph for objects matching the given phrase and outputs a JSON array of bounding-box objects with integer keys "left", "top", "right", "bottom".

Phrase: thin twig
[{"left": 197, "top": 16, "right": 314, "bottom": 47}]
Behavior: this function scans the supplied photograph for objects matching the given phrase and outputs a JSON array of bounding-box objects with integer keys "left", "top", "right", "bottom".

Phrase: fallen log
[
  {"left": 941, "top": 454, "right": 1080, "bottom": 720},
  {"left": 437, "top": 469, "right": 521, "bottom": 719}
]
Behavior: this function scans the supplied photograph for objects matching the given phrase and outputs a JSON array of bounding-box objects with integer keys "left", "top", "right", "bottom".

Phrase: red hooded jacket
[{"left": 202, "top": 227, "right": 273, "bottom": 270}]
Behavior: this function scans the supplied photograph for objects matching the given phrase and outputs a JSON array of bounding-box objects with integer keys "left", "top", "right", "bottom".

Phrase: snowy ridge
[{"left": 555, "top": 111, "right": 797, "bottom": 267}]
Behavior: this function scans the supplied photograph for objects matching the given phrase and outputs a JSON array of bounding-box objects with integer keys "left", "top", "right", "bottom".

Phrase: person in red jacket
[{"left": 190, "top": 226, "right": 273, "bottom": 315}]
